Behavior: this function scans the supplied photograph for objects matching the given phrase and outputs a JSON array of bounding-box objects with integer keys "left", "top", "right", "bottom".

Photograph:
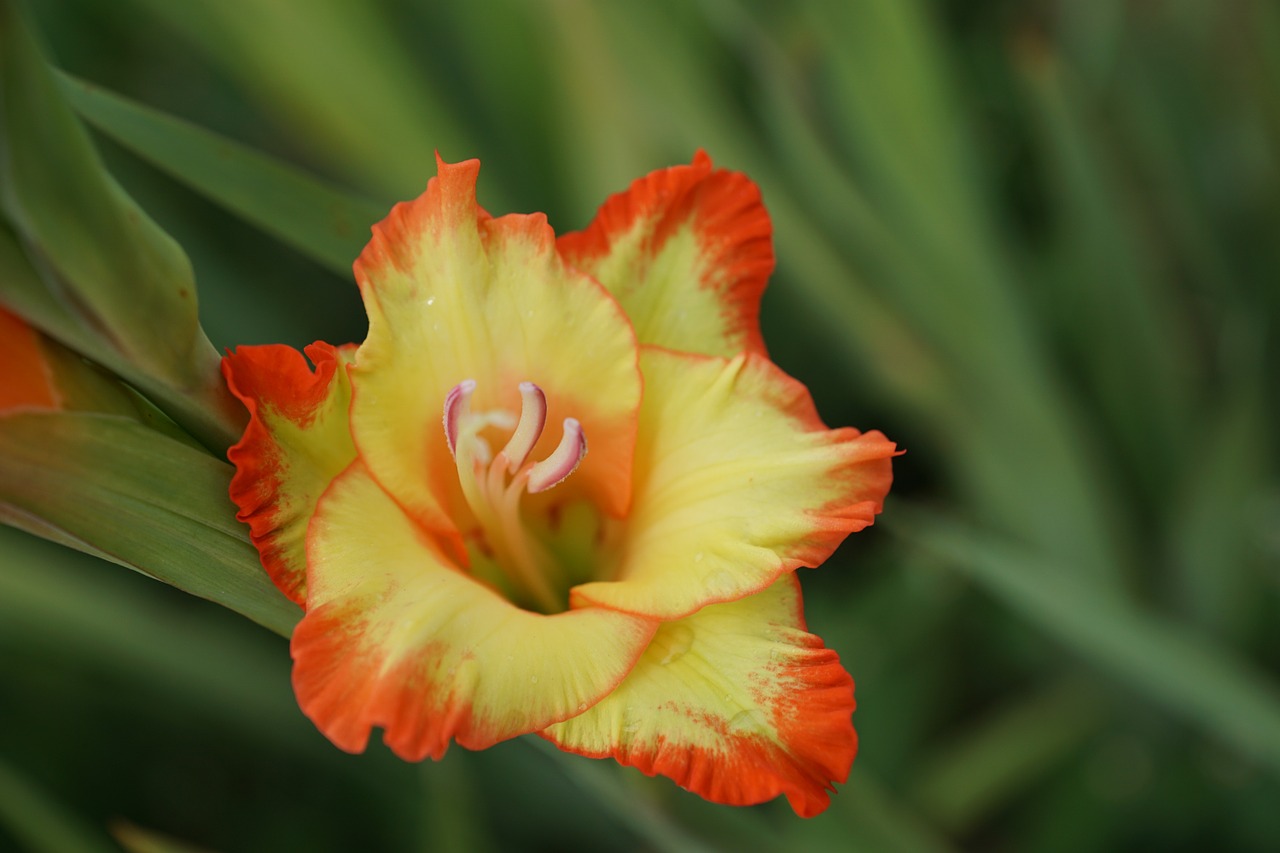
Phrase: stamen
[
  {"left": 440, "top": 380, "right": 587, "bottom": 613},
  {"left": 443, "top": 379, "right": 476, "bottom": 458},
  {"left": 528, "top": 418, "right": 587, "bottom": 493},
  {"left": 499, "top": 382, "right": 547, "bottom": 472}
]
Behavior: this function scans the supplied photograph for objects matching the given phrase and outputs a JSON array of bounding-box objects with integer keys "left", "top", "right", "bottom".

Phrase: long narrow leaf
[
  {"left": 113, "top": 824, "right": 215, "bottom": 853},
  {"left": 0, "top": 757, "right": 119, "bottom": 853},
  {"left": 116, "top": 0, "right": 468, "bottom": 199},
  {"left": 1017, "top": 46, "right": 1194, "bottom": 491},
  {"left": 63, "top": 75, "right": 386, "bottom": 278},
  {"left": 912, "top": 677, "right": 1109, "bottom": 832},
  {"left": 523, "top": 736, "right": 723, "bottom": 853},
  {"left": 892, "top": 508, "right": 1280, "bottom": 776},
  {"left": 0, "top": 412, "right": 298, "bottom": 635},
  {"left": 0, "top": 528, "right": 301, "bottom": 749}
]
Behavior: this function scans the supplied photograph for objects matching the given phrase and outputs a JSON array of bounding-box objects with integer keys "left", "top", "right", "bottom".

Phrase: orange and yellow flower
[{"left": 222, "top": 153, "right": 896, "bottom": 816}]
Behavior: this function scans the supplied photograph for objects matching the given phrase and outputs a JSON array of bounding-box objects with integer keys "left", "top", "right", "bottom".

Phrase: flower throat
[{"left": 443, "top": 380, "right": 587, "bottom": 613}]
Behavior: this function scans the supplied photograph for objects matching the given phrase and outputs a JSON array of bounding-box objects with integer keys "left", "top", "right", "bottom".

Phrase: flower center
[{"left": 443, "top": 379, "right": 587, "bottom": 613}]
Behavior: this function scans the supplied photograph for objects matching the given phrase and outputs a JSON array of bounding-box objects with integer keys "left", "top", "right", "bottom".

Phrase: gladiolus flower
[{"left": 222, "top": 153, "right": 896, "bottom": 816}]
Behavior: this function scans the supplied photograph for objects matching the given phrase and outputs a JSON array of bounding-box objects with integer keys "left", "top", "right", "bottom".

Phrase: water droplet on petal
[
  {"left": 577, "top": 702, "right": 587, "bottom": 712},
  {"left": 657, "top": 623, "right": 694, "bottom": 666},
  {"left": 530, "top": 674, "right": 539, "bottom": 684},
  {"left": 708, "top": 570, "right": 735, "bottom": 592},
  {"left": 729, "top": 709, "right": 768, "bottom": 735}
]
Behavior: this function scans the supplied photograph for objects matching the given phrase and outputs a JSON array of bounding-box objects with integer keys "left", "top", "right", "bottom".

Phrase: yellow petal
[
  {"left": 349, "top": 157, "right": 641, "bottom": 550},
  {"left": 543, "top": 575, "right": 855, "bottom": 817},
  {"left": 571, "top": 347, "right": 897, "bottom": 619},
  {"left": 223, "top": 342, "right": 357, "bottom": 604},
  {"left": 294, "top": 460, "right": 656, "bottom": 759},
  {"left": 557, "top": 151, "right": 774, "bottom": 358}
]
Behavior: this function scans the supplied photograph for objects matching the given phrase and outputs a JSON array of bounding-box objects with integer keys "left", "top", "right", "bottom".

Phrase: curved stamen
[
  {"left": 440, "top": 380, "right": 587, "bottom": 613},
  {"left": 443, "top": 379, "right": 476, "bottom": 458},
  {"left": 499, "top": 382, "right": 548, "bottom": 472},
  {"left": 528, "top": 418, "right": 587, "bottom": 494}
]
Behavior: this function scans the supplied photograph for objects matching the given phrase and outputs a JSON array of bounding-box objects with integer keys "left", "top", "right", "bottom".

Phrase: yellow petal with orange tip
[
  {"left": 557, "top": 151, "right": 774, "bottom": 358},
  {"left": 544, "top": 574, "right": 856, "bottom": 817},
  {"left": 293, "top": 460, "right": 656, "bottom": 759},
  {"left": 570, "top": 346, "right": 897, "bottom": 620},
  {"left": 222, "top": 342, "right": 357, "bottom": 604}
]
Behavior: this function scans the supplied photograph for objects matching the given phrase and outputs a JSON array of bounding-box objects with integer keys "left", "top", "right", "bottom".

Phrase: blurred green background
[{"left": 3, "top": 0, "right": 1279, "bottom": 850}]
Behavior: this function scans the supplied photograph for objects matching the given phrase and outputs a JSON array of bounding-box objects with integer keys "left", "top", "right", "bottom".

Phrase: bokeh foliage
[{"left": 2, "top": 0, "right": 1278, "bottom": 850}]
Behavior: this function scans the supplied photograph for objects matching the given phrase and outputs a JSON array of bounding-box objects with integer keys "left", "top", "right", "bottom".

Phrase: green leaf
[
  {"left": 823, "top": 773, "right": 960, "bottom": 853},
  {"left": 1017, "top": 45, "right": 1194, "bottom": 494},
  {"left": 415, "top": 760, "right": 494, "bottom": 853},
  {"left": 892, "top": 508, "right": 1280, "bottom": 776},
  {"left": 0, "top": 412, "right": 298, "bottom": 636},
  {"left": 112, "top": 824, "right": 215, "bottom": 853},
  {"left": 1168, "top": 351, "right": 1271, "bottom": 638},
  {"left": 113, "top": 0, "right": 470, "bottom": 200},
  {"left": 0, "top": 756, "right": 119, "bottom": 853},
  {"left": 0, "top": 526, "right": 414, "bottom": 800},
  {"left": 0, "top": 2, "right": 241, "bottom": 450},
  {"left": 62, "top": 75, "right": 387, "bottom": 279},
  {"left": 912, "top": 677, "right": 1109, "bottom": 832},
  {"left": 0, "top": 526, "right": 298, "bottom": 745},
  {"left": 522, "top": 736, "right": 723, "bottom": 853}
]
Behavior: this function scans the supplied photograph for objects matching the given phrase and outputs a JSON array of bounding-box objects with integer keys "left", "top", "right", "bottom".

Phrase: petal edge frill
[
  {"left": 570, "top": 347, "right": 897, "bottom": 620},
  {"left": 223, "top": 342, "right": 357, "bottom": 604},
  {"left": 543, "top": 575, "right": 855, "bottom": 818},
  {"left": 557, "top": 151, "right": 774, "bottom": 359},
  {"left": 294, "top": 460, "right": 657, "bottom": 760}
]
